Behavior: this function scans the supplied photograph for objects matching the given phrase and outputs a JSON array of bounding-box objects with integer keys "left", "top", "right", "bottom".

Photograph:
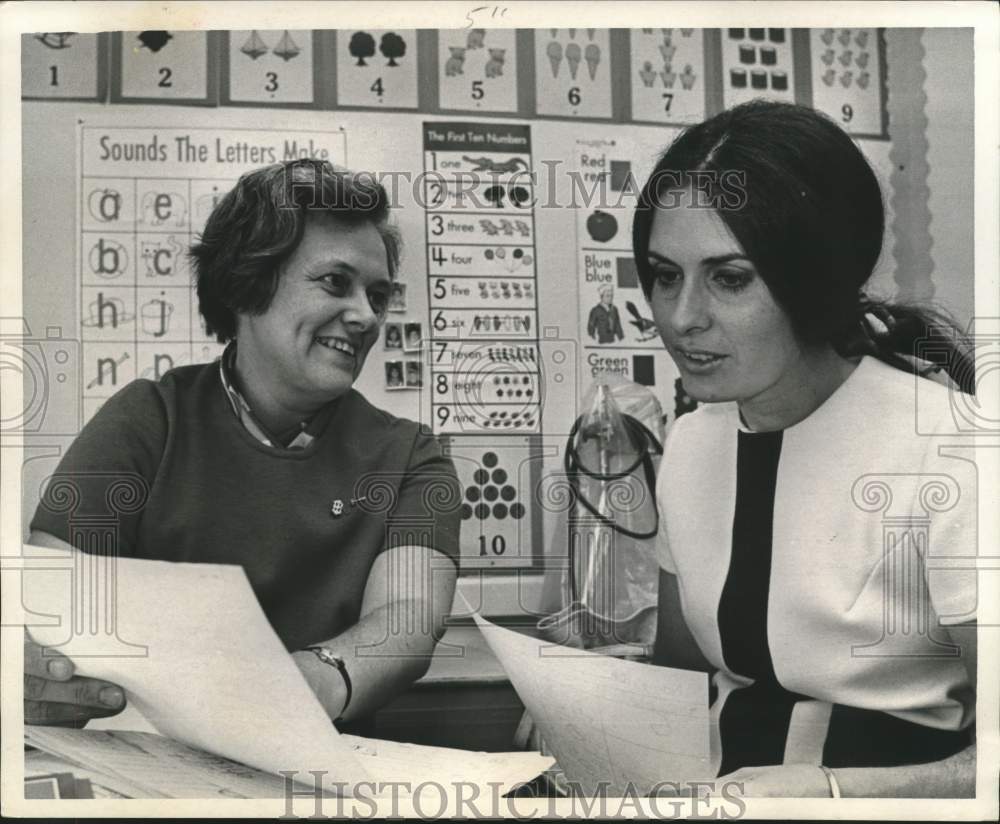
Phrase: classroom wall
[{"left": 17, "top": 28, "right": 974, "bottom": 616}]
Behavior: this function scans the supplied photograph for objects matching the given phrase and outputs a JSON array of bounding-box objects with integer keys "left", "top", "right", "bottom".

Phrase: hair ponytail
[{"left": 836, "top": 295, "right": 975, "bottom": 394}]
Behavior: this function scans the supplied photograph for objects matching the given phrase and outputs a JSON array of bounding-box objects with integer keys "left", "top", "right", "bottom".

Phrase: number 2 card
[{"left": 336, "top": 29, "right": 419, "bottom": 109}]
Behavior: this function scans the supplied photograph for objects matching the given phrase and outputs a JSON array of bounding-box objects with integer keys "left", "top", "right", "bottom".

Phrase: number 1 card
[{"left": 336, "top": 29, "right": 418, "bottom": 109}]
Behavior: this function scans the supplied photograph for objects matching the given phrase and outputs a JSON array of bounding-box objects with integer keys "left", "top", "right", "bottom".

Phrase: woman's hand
[
  {"left": 717, "top": 764, "right": 833, "bottom": 798},
  {"left": 292, "top": 650, "right": 349, "bottom": 722},
  {"left": 24, "top": 631, "right": 126, "bottom": 727}
]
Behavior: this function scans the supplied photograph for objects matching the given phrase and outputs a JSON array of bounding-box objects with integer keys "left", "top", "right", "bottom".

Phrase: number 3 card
[
  {"left": 227, "top": 30, "right": 315, "bottom": 105},
  {"left": 438, "top": 29, "right": 518, "bottom": 113},
  {"left": 336, "top": 29, "right": 419, "bottom": 109}
]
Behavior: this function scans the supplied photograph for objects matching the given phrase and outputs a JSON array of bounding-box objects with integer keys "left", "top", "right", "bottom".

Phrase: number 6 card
[
  {"left": 534, "top": 29, "right": 612, "bottom": 119},
  {"left": 437, "top": 29, "right": 518, "bottom": 113},
  {"left": 336, "top": 29, "right": 419, "bottom": 109}
]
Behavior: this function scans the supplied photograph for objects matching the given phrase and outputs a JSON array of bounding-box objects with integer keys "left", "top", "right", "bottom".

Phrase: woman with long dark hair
[{"left": 635, "top": 101, "right": 977, "bottom": 797}]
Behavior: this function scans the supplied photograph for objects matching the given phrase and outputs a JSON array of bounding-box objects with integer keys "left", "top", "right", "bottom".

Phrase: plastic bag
[{"left": 538, "top": 376, "right": 664, "bottom": 651}]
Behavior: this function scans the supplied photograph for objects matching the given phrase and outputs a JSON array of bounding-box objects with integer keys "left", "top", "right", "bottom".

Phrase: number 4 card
[{"left": 336, "top": 29, "right": 418, "bottom": 109}]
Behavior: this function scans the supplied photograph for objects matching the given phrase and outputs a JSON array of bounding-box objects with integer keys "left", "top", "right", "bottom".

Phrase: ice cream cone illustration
[
  {"left": 840, "top": 70, "right": 853, "bottom": 88},
  {"left": 546, "top": 40, "right": 563, "bottom": 78},
  {"left": 838, "top": 49, "right": 853, "bottom": 67},
  {"left": 855, "top": 30, "right": 869, "bottom": 48},
  {"left": 584, "top": 43, "right": 601, "bottom": 80},
  {"left": 680, "top": 64, "right": 697, "bottom": 90},
  {"left": 822, "top": 68, "right": 836, "bottom": 86},
  {"left": 565, "top": 42, "right": 581, "bottom": 79},
  {"left": 857, "top": 71, "right": 870, "bottom": 89},
  {"left": 820, "top": 28, "right": 835, "bottom": 45},
  {"left": 639, "top": 60, "right": 656, "bottom": 87},
  {"left": 838, "top": 29, "right": 851, "bottom": 47},
  {"left": 659, "top": 43, "right": 676, "bottom": 63},
  {"left": 856, "top": 51, "right": 869, "bottom": 68},
  {"left": 821, "top": 48, "right": 835, "bottom": 65},
  {"left": 660, "top": 65, "right": 676, "bottom": 88}
]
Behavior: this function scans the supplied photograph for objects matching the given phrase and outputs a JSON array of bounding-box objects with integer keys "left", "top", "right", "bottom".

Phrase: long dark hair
[{"left": 632, "top": 100, "right": 974, "bottom": 394}]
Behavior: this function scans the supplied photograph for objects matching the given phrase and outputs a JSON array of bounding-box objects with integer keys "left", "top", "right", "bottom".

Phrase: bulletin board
[{"left": 18, "top": 26, "right": 904, "bottom": 579}]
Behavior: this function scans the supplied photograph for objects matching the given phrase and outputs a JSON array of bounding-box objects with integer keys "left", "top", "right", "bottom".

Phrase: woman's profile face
[
  {"left": 646, "top": 199, "right": 808, "bottom": 408},
  {"left": 236, "top": 216, "right": 391, "bottom": 408}
]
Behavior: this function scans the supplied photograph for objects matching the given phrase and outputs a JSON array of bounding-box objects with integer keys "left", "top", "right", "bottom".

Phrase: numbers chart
[
  {"left": 534, "top": 29, "right": 613, "bottom": 119},
  {"left": 227, "top": 30, "right": 315, "bottom": 104},
  {"left": 629, "top": 28, "right": 706, "bottom": 124},
  {"left": 336, "top": 29, "right": 419, "bottom": 108},
  {"left": 810, "top": 28, "right": 885, "bottom": 136},
  {"left": 438, "top": 29, "right": 518, "bottom": 113},
  {"left": 422, "top": 122, "right": 539, "bottom": 437}
]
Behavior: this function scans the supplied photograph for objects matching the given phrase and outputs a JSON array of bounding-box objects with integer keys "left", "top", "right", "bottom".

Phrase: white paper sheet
[
  {"left": 473, "top": 614, "right": 711, "bottom": 796},
  {"left": 19, "top": 543, "right": 372, "bottom": 795}
]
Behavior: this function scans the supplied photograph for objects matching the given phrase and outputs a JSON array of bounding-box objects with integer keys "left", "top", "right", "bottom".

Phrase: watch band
[
  {"left": 818, "top": 765, "right": 842, "bottom": 798},
  {"left": 304, "top": 646, "right": 352, "bottom": 721}
]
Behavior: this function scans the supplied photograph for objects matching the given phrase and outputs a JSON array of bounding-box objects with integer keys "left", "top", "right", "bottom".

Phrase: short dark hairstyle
[
  {"left": 190, "top": 159, "right": 401, "bottom": 342},
  {"left": 632, "top": 100, "right": 973, "bottom": 392}
]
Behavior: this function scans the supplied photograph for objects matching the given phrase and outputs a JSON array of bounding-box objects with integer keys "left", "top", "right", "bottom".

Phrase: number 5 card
[
  {"left": 437, "top": 29, "right": 518, "bottom": 113},
  {"left": 336, "top": 29, "right": 419, "bottom": 109}
]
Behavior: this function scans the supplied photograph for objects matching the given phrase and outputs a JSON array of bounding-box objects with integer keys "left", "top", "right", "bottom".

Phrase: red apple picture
[{"left": 586, "top": 210, "right": 618, "bottom": 243}]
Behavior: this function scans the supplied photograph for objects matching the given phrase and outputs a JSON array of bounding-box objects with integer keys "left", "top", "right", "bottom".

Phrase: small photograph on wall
[
  {"left": 384, "top": 322, "right": 403, "bottom": 350},
  {"left": 403, "top": 322, "right": 423, "bottom": 352},
  {"left": 405, "top": 360, "right": 423, "bottom": 388},
  {"left": 388, "top": 282, "right": 407, "bottom": 312},
  {"left": 385, "top": 360, "right": 405, "bottom": 389}
]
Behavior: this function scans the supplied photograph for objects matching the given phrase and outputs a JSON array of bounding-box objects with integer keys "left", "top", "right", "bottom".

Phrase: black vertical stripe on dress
[{"left": 716, "top": 429, "right": 805, "bottom": 775}]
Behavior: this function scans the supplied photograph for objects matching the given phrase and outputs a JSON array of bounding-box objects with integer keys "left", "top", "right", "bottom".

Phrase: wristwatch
[{"left": 303, "top": 646, "right": 352, "bottom": 722}]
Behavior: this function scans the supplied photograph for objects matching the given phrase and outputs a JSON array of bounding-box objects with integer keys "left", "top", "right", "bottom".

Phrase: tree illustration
[
  {"left": 379, "top": 32, "right": 406, "bottom": 67},
  {"left": 349, "top": 31, "right": 376, "bottom": 66}
]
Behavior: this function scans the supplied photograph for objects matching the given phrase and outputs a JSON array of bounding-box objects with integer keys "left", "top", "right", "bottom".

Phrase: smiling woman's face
[
  {"left": 646, "top": 200, "right": 808, "bottom": 408},
  {"left": 236, "top": 215, "right": 392, "bottom": 411}
]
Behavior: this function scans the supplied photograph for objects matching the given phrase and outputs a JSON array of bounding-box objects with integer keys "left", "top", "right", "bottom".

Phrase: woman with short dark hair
[
  {"left": 25, "top": 159, "right": 461, "bottom": 733},
  {"left": 636, "top": 101, "right": 977, "bottom": 797}
]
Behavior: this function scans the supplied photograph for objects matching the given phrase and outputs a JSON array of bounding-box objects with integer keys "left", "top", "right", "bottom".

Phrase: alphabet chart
[
  {"left": 422, "top": 122, "right": 539, "bottom": 436},
  {"left": 77, "top": 125, "right": 346, "bottom": 423}
]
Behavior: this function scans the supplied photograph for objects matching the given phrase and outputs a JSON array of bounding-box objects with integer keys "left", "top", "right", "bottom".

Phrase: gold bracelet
[{"left": 818, "top": 765, "right": 842, "bottom": 798}]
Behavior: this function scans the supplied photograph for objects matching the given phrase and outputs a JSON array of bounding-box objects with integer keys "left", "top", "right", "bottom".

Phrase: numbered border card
[
  {"left": 221, "top": 30, "right": 325, "bottom": 108},
  {"left": 720, "top": 26, "right": 796, "bottom": 108},
  {"left": 629, "top": 28, "right": 707, "bottom": 125},
  {"left": 437, "top": 29, "right": 519, "bottom": 114},
  {"left": 534, "top": 29, "right": 613, "bottom": 119},
  {"left": 335, "top": 29, "right": 420, "bottom": 109},
  {"left": 808, "top": 28, "right": 887, "bottom": 138},
  {"left": 112, "top": 30, "right": 217, "bottom": 105},
  {"left": 22, "top": 32, "right": 108, "bottom": 101}
]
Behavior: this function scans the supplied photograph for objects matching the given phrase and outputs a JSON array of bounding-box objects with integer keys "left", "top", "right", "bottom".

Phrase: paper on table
[
  {"left": 19, "top": 543, "right": 372, "bottom": 795},
  {"left": 341, "top": 734, "right": 554, "bottom": 796},
  {"left": 473, "top": 614, "right": 711, "bottom": 796},
  {"left": 24, "top": 727, "right": 328, "bottom": 799}
]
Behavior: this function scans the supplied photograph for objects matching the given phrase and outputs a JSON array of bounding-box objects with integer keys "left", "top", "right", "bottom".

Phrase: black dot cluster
[
  {"left": 460, "top": 451, "right": 525, "bottom": 521},
  {"left": 494, "top": 374, "right": 533, "bottom": 399}
]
